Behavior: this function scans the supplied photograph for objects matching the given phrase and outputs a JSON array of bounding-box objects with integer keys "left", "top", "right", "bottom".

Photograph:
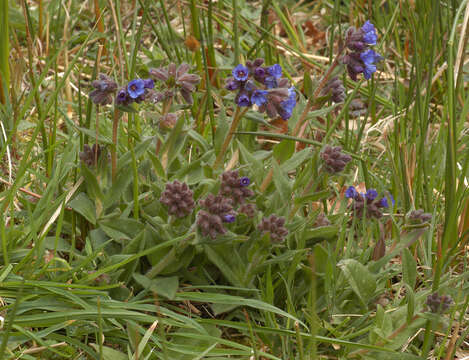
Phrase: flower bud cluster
[
  {"left": 196, "top": 194, "right": 236, "bottom": 239},
  {"left": 220, "top": 170, "right": 254, "bottom": 204},
  {"left": 79, "top": 144, "right": 103, "bottom": 167},
  {"left": 159, "top": 180, "right": 195, "bottom": 218},
  {"left": 116, "top": 78, "right": 155, "bottom": 106},
  {"left": 196, "top": 172, "right": 256, "bottom": 239},
  {"left": 345, "top": 186, "right": 394, "bottom": 219},
  {"left": 225, "top": 59, "right": 297, "bottom": 120},
  {"left": 343, "top": 21, "right": 383, "bottom": 81},
  {"left": 89, "top": 74, "right": 118, "bottom": 105},
  {"left": 149, "top": 63, "right": 201, "bottom": 104},
  {"left": 320, "top": 146, "right": 352, "bottom": 174},
  {"left": 321, "top": 77, "right": 346, "bottom": 103},
  {"left": 258, "top": 215, "right": 289, "bottom": 243},
  {"left": 426, "top": 292, "right": 453, "bottom": 313}
]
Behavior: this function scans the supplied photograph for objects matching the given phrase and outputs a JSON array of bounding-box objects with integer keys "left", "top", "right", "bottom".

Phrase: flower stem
[
  {"left": 111, "top": 108, "right": 120, "bottom": 182},
  {"left": 214, "top": 107, "right": 248, "bottom": 169}
]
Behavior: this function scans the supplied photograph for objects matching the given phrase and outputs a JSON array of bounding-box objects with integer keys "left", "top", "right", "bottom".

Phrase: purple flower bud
[
  {"left": 226, "top": 79, "right": 240, "bottom": 91},
  {"left": 143, "top": 78, "right": 155, "bottom": 89},
  {"left": 240, "top": 177, "right": 250, "bottom": 187},
  {"left": 254, "top": 67, "right": 266, "bottom": 78}
]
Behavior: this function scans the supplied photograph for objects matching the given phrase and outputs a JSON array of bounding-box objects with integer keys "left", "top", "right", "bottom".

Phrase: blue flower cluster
[
  {"left": 225, "top": 59, "right": 297, "bottom": 121},
  {"left": 343, "top": 21, "right": 383, "bottom": 81},
  {"left": 345, "top": 186, "right": 394, "bottom": 219},
  {"left": 116, "top": 78, "right": 155, "bottom": 106}
]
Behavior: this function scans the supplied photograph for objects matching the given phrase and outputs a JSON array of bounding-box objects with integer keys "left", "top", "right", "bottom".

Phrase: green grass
[{"left": 0, "top": 0, "right": 468, "bottom": 359}]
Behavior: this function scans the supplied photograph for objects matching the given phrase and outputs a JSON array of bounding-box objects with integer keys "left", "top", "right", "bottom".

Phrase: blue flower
[
  {"left": 265, "top": 76, "right": 277, "bottom": 89},
  {"left": 236, "top": 91, "right": 251, "bottom": 107},
  {"left": 267, "top": 64, "right": 282, "bottom": 79},
  {"left": 345, "top": 186, "right": 358, "bottom": 199},
  {"left": 251, "top": 90, "right": 268, "bottom": 106},
  {"left": 240, "top": 177, "right": 251, "bottom": 187},
  {"left": 365, "top": 189, "right": 378, "bottom": 201},
  {"left": 379, "top": 194, "right": 395, "bottom": 208},
  {"left": 360, "top": 50, "right": 382, "bottom": 79},
  {"left": 223, "top": 214, "right": 236, "bottom": 223},
  {"left": 361, "top": 21, "right": 377, "bottom": 45},
  {"left": 127, "top": 79, "right": 145, "bottom": 99},
  {"left": 232, "top": 64, "right": 249, "bottom": 81},
  {"left": 279, "top": 87, "right": 296, "bottom": 120}
]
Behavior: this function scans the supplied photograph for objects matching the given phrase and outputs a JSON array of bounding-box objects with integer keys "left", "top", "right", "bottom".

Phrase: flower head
[
  {"left": 361, "top": 21, "right": 378, "bottom": 45},
  {"left": 267, "top": 64, "right": 282, "bottom": 79},
  {"left": 320, "top": 145, "right": 352, "bottom": 173},
  {"left": 258, "top": 215, "right": 288, "bottom": 243},
  {"left": 251, "top": 90, "right": 268, "bottom": 106},
  {"left": 236, "top": 90, "right": 251, "bottom": 107},
  {"left": 89, "top": 74, "right": 117, "bottom": 105},
  {"left": 240, "top": 177, "right": 251, "bottom": 187},
  {"left": 232, "top": 64, "right": 249, "bottom": 81},
  {"left": 223, "top": 214, "right": 236, "bottom": 223},
  {"left": 115, "top": 87, "right": 132, "bottom": 106},
  {"left": 278, "top": 87, "right": 296, "bottom": 120},
  {"left": 345, "top": 186, "right": 358, "bottom": 199},
  {"left": 365, "top": 189, "right": 378, "bottom": 201},
  {"left": 127, "top": 79, "right": 145, "bottom": 99},
  {"left": 379, "top": 194, "right": 395, "bottom": 208},
  {"left": 360, "top": 49, "right": 382, "bottom": 79}
]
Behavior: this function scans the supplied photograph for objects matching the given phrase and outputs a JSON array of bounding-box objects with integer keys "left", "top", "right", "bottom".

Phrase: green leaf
[
  {"left": 90, "top": 344, "right": 128, "bottom": 360},
  {"left": 302, "top": 225, "right": 338, "bottom": 245},
  {"left": 133, "top": 273, "right": 179, "bottom": 300},
  {"left": 273, "top": 139, "right": 295, "bottom": 164},
  {"left": 402, "top": 248, "right": 417, "bottom": 288},
  {"left": 77, "top": 127, "right": 113, "bottom": 144},
  {"left": 272, "top": 160, "right": 291, "bottom": 203},
  {"left": 68, "top": 193, "right": 96, "bottom": 224},
  {"left": 338, "top": 259, "right": 376, "bottom": 307},
  {"left": 281, "top": 147, "right": 313, "bottom": 172}
]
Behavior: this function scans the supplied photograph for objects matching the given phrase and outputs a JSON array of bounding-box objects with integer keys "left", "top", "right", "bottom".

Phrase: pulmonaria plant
[
  {"left": 149, "top": 63, "right": 201, "bottom": 104},
  {"left": 225, "top": 58, "right": 297, "bottom": 120},
  {"left": 342, "top": 21, "right": 383, "bottom": 81},
  {"left": 345, "top": 186, "right": 394, "bottom": 219}
]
